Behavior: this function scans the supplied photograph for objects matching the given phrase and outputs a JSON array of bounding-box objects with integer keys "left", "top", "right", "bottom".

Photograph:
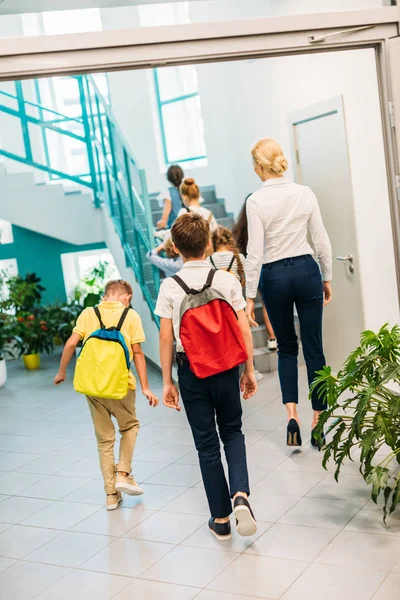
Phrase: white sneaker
[
  {"left": 254, "top": 370, "right": 264, "bottom": 381},
  {"left": 115, "top": 474, "right": 144, "bottom": 496},
  {"left": 267, "top": 339, "right": 277, "bottom": 351},
  {"left": 106, "top": 491, "right": 122, "bottom": 511}
]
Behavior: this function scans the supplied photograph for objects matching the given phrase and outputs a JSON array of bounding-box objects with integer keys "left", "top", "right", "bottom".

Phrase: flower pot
[
  {"left": 0, "top": 359, "right": 6, "bottom": 388},
  {"left": 23, "top": 353, "right": 40, "bottom": 370}
]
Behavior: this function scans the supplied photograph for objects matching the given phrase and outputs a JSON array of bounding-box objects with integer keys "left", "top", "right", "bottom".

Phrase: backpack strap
[
  {"left": 172, "top": 275, "right": 191, "bottom": 294},
  {"left": 205, "top": 268, "right": 216, "bottom": 288},
  {"left": 210, "top": 256, "right": 217, "bottom": 269},
  {"left": 227, "top": 255, "right": 236, "bottom": 272},
  {"left": 93, "top": 306, "right": 105, "bottom": 329},
  {"left": 172, "top": 269, "right": 216, "bottom": 295},
  {"left": 186, "top": 206, "right": 191, "bottom": 213},
  {"left": 116, "top": 307, "right": 131, "bottom": 331}
]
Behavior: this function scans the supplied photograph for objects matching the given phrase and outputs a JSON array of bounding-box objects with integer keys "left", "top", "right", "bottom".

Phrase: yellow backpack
[{"left": 73, "top": 306, "right": 131, "bottom": 400}]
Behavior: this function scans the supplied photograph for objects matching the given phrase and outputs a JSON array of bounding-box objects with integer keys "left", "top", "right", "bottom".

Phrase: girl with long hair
[{"left": 208, "top": 226, "right": 246, "bottom": 286}]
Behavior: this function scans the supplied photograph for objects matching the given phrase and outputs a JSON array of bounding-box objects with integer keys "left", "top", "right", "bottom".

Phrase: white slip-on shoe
[
  {"left": 106, "top": 491, "right": 122, "bottom": 511},
  {"left": 115, "top": 474, "right": 144, "bottom": 496}
]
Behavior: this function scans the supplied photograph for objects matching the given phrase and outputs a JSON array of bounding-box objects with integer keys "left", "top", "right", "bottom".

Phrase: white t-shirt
[
  {"left": 155, "top": 260, "right": 247, "bottom": 352},
  {"left": 207, "top": 251, "right": 246, "bottom": 281},
  {"left": 177, "top": 205, "right": 218, "bottom": 232}
]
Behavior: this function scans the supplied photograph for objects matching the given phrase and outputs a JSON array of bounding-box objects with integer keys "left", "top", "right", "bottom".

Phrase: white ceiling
[{"left": 0, "top": 0, "right": 201, "bottom": 15}]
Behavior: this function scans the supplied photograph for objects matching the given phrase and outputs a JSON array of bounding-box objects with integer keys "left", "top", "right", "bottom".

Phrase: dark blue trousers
[
  {"left": 178, "top": 362, "right": 250, "bottom": 518},
  {"left": 260, "top": 255, "right": 327, "bottom": 411}
]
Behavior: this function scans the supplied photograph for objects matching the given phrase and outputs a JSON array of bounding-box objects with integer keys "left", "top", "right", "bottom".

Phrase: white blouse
[{"left": 246, "top": 177, "right": 332, "bottom": 298}]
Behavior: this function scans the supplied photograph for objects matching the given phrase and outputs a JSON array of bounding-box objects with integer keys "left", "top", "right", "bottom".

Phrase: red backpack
[{"left": 172, "top": 269, "right": 248, "bottom": 378}]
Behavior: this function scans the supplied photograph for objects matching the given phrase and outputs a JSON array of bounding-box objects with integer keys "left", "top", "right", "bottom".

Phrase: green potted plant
[
  {"left": 74, "top": 260, "right": 116, "bottom": 307},
  {"left": 6, "top": 273, "right": 45, "bottom": 315},
  {"left": 44, "top": 302, "right": 82, "bottom": 345},
  {"left": 312, "top": 324, "right": 400, "bottom": 521},
  {"left": 14, "top": 314, "right": 54, "bottom": 370}
]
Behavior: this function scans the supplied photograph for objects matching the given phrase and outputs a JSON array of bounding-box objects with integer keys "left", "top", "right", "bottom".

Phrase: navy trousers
[
  {"left": 260, "top": 254, "right": 327, "bottom": 411},
  {"left": 178, "top": 361, "right": 250, "bottom": 518}
]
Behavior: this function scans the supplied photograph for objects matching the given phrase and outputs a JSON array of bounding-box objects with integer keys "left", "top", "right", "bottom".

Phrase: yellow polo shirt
[{"left": 73, "top": 301, "right": 145, "bottom": 390}]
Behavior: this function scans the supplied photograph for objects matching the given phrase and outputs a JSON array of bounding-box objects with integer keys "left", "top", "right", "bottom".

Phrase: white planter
[{"left": 0, "top": 359, "right": 6, "bottom": 388}]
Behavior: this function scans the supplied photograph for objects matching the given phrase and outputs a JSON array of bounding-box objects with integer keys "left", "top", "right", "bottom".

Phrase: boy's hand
[
  {"left": 142, "top": 388, "right": 159, "bottom": 407},
  {"left": 54, "top": 372, "right": 66, "bottom": 385},
  {"left": 163, "top": 383, "right": 181, "bottom": 412},
  {"left": 240, "top": 370, "right": 258, "bottom": 400}
]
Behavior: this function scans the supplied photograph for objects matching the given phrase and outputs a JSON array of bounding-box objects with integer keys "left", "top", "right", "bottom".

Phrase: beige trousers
[{"left": 86, "top": 389, "right": 140, "bottom": 494}]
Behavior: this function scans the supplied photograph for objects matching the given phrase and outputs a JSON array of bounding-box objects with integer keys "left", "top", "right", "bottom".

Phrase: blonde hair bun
[
  {"left": 183, "top": 178, "right": 195, "bottom": 185},
  {"left": 251, "top": 138, "right": 288, "bottom": 175}
]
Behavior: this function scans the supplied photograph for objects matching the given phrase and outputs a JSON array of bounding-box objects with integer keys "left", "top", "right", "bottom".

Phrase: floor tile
[
  {"left": 126, "top": 511, "right": 205, "bottom": 544},
  {"left": 0, "top": 560, "right": 70, "bottom": 600},
  {"left": 315, "top": 530, "right": 400, "bottom": 572},
  {"left": 280, "top": 497, "right": 362, "bottom": 529},
  {"left": 162, "top": 487, "right": 210, "bottom": 516},
  {"left": 71, "top": 507, "right": 154, "bottom": 537},
  {"left": 183, "top": 520, "right": 270, "bottom": 554},
  {"left": 0, "top": 556, "right": 16, "bottom": 573},
  {"left": 210, "top": 553, "right": 308, "bottom": 599},
  {"left": 279, "top": 450, "right": 331, "bottom": 473},
  {"left": 281, "top": 563, "right": 386, "bottom": 600},
  {"left": 62, "top": 479, "right": 105, "bottom": 504},
  {"left": 247, "top": 490, "right": 301, "bottom": 523},
  {"left": 142, "top": 544, "right": 236, "bottom": 588},
  {"left": 81, "top": 537, "right": 173, "bottom": 577},
  {"left": 0, "top": 451, "right": 37, "bottom": 471},
  {"left": 345, "top": 501, "right": 400, "bottom": 536},
  {"left": 22, "top": 500, "right": 102, "bottom": 530},
  {"left": 253, "top": 469, "right": 324, "bottom": 496},
  {"left": 0, "top": 435, "right": 33, "bottom": 451},
  {"left": 122, "top": 483, "right": 189, "bottom": 511},
  {"left": 16, "top": 475, "right": 87, "bottom": 500},
  {"left": 113, "top": 579, "right": 200, "bottom": 600},
  {"left": 27, "top": 530, "right": 114, "bottom": 567},
  {"left": 37, "top": 568, "right": 132, "bottom": 600},
  {"left": 372, "top": 574, "right": 400, "bottom": 599},
  {"left": 196, "top": 592, "right": 256, "bottom": 600},
  {"left": 17, "top": 455, "right": 79, "bottom": 476},
  {"left": 131, "top": 460, "right": 170, "bottom": 482},
  {"left": 136, "top": 441, "right": 193, "bottom": 463},
  {"left": 56, "top": 457, "right": 101, "bottom": 478},
  {"left": 306, "top": 473, "right": 372, "bottom": 503},
  {"left": 146, "top": 463, "right": 202, "bottom": 487},
  {"left": 0, "top": 471, "right": 45, "bottom": 495},
  {"left": 0, "top": 522, "right": 10, "bottom": 534},
  {"left": 51, "top": 438, "right": 97, "bottom": 458},
  {"left": 15, "top": 437, "right": 73, "bottom": 455},
  {"left": 0, "top": 496, "right": 52, "bottom": 524},
  {"left": 0, "top": 524, "right": 61, "bottom": 559},
  {"left": 245, "top": 447, "right": 289, "bottom": 470},
  {"left": 246, "top": 523, "right": 337, "bottom": 561}
]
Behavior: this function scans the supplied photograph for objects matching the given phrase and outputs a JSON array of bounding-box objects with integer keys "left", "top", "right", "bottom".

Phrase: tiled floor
[{"left": 0, "top": 355, "right": 400, "bottom": 600}]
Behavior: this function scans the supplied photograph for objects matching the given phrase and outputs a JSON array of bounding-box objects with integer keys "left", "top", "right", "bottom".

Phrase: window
[
  {"left": 61, "top": 249, "right": 119, "bottom": 299},
  {"left": 138, "top": 2, "right": 207, "bottom": 167},
  {"left": 0, "top": 220, "right": 13, "bottom": 245}
]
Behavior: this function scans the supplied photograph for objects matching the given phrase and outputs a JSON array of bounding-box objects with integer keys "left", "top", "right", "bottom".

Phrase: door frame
[{"left": 0, "top": 5, "right": 400, "bottom": 302}]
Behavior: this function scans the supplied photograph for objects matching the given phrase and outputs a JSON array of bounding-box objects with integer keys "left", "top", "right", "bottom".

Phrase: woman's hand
[
  {"left": 157, "top": 219, "right": 167, "bottom": 229},
  {"left": 323, "top": 281, "right": 332, "bottom": 306},
  {"left": 245, "top": 299, "right": 258, "bottom": 327}
]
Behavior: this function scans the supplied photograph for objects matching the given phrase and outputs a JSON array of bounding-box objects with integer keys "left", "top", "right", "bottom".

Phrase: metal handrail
[{"left": 0, "top": 76, "right": 160, "bottom": 323}]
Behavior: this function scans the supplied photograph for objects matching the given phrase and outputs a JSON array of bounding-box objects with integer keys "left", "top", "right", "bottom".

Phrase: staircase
[
  {"left": 0, "top": 74, "right": 280, "bottom": 373},
  {"left": 149, "top": 186, "right": 235, "bottom": 231}
]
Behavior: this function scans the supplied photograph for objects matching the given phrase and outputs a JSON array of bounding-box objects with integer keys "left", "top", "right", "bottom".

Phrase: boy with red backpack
[{"left": 155, "top": 212, "right": 258, "bottom": 540}]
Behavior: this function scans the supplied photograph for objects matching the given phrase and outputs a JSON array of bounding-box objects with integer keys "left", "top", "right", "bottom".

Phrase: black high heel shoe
[
  {"left": 287, "top": 419, "right": 302, "bottom": 447},
  {"left": 311, "top": 426, "right": 326, "bottom": 451}
]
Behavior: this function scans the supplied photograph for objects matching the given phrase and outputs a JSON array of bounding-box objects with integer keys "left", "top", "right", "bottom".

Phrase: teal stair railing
[{"left": 0, "top": 76, "right": 160, "bottom": 322}]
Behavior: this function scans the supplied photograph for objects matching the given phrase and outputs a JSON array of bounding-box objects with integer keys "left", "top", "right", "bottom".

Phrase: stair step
[
  {"left": 251, "top": 325, "right": 270, "bottom": 349},
  {"left": 254, "top": 346, "right": 279, "bottom": 374},
  {"left": 151, "top": 203, "right": 227, "bottom": 225},
  {"left": 216, "top": 216, "right": 235, "bottom": 229}
]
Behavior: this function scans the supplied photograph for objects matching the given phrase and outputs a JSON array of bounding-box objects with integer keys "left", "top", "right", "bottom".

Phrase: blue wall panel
[{"left": 0, "top": 225, "right": 106, "bottom": 304}]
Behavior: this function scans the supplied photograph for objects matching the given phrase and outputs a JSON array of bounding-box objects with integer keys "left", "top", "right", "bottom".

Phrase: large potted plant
[
  {"left": 74, "top": 260, "right": 117, "bottom": 307},
  {"left": 14, "top": 314, "right": 54, "bottom": 370},
  {"left": 312, "top": 324, "right": 400, "bottom": 521}
]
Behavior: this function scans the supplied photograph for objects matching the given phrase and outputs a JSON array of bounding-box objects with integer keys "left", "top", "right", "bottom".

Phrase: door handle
[{"left": 336, "top": 254, "right": 354, "bottom": 273}]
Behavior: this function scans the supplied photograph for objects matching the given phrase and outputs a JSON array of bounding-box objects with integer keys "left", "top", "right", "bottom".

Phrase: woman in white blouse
[{"left": 245, "top": 138, "right": 332, "bottom": 449}]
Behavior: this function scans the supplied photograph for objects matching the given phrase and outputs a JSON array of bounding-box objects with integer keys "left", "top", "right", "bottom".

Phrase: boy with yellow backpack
[{"left": 54, "top": 279, "right": 158, "bottom": 510}]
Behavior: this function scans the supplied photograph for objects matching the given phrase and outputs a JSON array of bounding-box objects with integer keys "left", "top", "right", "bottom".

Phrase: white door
[{"left": 289, "top": 96, "right": 364, "bottom": 370}]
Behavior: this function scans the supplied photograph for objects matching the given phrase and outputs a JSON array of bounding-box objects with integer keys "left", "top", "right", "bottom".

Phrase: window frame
[{"left": 153, "top": 68, "right": 207, "bottom": 165}]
